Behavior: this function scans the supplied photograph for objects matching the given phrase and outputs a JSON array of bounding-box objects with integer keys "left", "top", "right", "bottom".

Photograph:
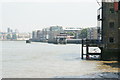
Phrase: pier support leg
[
  {"left": 86, "top": 44, "right": 89, "bottom": 60},
  {"left": 81, "top": 39, "right": 84, "bottom": 59}
]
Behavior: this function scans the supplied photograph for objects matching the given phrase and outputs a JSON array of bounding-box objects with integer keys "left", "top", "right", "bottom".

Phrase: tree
[
  {"left": 67, "top": 32, "right": 75, "bottom": 36},
  {"left": 79, "top": 29, "right": 87, "bottom": 39}
]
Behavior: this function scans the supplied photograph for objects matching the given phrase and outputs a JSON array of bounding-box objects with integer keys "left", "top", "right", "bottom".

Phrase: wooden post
[
  {"left": 100, "top": 47, "right": 103, "bottom": 60},
  {"left": 86, "top": 44, "right": 89, "bottom": 59},
  {"left": 81, "top": 39, "right": 84, "bottom": 59},
  {"left": 86, "top": 39, "right": 89, "bottom": 59}
]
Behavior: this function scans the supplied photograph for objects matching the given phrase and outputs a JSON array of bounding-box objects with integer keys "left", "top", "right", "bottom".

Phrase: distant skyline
[{"left": 1, "top": 0, "right": 100, "bottom": 32}]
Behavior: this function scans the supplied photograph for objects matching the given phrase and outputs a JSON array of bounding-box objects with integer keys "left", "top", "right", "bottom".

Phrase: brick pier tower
[{"left": 101, "top": 0, "right": 120, "bottom": 60}]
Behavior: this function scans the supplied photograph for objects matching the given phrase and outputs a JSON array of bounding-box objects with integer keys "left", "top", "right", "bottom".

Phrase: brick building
[{"left": 101, "top": 0, "right": 120, "bottom": 60}]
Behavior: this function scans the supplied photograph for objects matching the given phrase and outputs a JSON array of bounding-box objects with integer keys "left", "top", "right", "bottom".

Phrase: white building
[
  {"left": 16, "top": 33, "right": 31, "bottom": 40},
  {"left": 32, "top": 30, "right": 37, "bottom": 40},
  {"left": 64, "top": 27, "right": 82, "bottom": 39},
  {"left": 48, "top": 26, "right": 63, "bottom": 43}
]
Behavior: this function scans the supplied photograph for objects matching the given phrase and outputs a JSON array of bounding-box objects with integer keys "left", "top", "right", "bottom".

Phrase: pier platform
[{"left": 81, "top": 39, "right": 103, "bottom": 60}]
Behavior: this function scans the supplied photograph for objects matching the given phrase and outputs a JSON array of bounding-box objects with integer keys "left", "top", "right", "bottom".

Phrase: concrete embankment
[{"left": 67, "top": 39, "right": 81, "bottom": 44}]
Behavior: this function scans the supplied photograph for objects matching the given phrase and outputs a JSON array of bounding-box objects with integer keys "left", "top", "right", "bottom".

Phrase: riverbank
[
  {"left": 55, "top": 61, "right": 119, "bottom": 78},
  {"left": 55, "top": 72, "right": 119, "bottom": 78},
  {"left": 86, "top": 61, "right": 119, "bottom": 78}
]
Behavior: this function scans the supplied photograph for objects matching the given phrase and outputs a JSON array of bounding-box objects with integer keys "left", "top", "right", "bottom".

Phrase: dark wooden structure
[
  {"left": 26, "top": 40, "right": 31, "bottom": 43},
  {"left": 81, "top": 39, "right": 103, "bottom": 60}
]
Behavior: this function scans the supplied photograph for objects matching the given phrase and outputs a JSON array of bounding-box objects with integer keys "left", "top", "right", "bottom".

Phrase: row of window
[
  {"left": 106, "top": 4, "right": 118, "bottom": 44},
  {"left": 108, "top": 6, "right": 115, "bottom": 43},
  {"left": 108, "top": 22, "right": 115, "bottom": 43},
  {"left": 109, "top": 7, "right": 115, "bottom": 27}
]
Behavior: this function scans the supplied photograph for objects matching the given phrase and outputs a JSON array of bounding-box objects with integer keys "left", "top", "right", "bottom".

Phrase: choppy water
[{"left": 1, "top": 41, "right": 118, "bottom": 78}]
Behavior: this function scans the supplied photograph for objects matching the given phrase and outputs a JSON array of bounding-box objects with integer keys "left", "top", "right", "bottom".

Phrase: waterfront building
[
  {"left": 48, "top": 26, "right": 64, "bottom": 43},
  {"left": 6, "top": 33, "right": 13, "bottom": 40},
  {"left": 42, "top": 28, "right": 50, "bottom": 41},
  {"left": 0, "top": 32, "right": 7, "bottom": 40},
  {"left": 0, "top": 28, "right": 31, "bottom": 41},
  {"left": 7, "top": 28, "right": 13, "bottom": 33},
  {"left": 32, "top": 31, "right": 37, "bottom": 41},
  {"left": 101, "top": 0, "right": 120, "bottom": 60},
  {"left": 55, "top": 33, "right": 67, "bottom": 44},
  {"left": 12, "top": 32, "right": 17, "bottom": 40},
  {"left": 48, "top": 31, "right": 62, "bottom": 43},
  {"left": 87, "top": 27, "right": 101, "bottom": 40},
  {"left": 64, "top": 27, "right": 82, "bottom": 39},
  {"left": 36, "top": 30, "right": 42, "bottom": 41},
  {"left": 0, "top": 32, "right": 3, "bottom": 40},
  {"left": 16, "top": 33, "right": 31, "bottom": 40},
  {"left": 7, "top": 28, "right": 11, "bottom": 33},
  {"left": 32, "top": 30, "right": 45, "bottom": 41}
]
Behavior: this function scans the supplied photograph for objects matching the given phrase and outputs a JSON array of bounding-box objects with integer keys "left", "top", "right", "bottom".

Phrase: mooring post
[
  {"left": 81, "top": 39, "right": 83, "bottom": 59},
  {"left": 86, "top": 39, "right": 89, "bottom": 59},
  {"left": 100, "top": 47, "right": 103, "bottom": 60}
]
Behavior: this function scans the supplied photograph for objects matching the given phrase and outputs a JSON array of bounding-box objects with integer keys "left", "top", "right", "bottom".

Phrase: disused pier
[{"left": 81, "top": 39, "right": 103, "bottom": 60}]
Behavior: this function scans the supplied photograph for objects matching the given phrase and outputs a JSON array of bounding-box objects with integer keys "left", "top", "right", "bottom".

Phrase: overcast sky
[{"left": 1, "top": 0, "right": 100, "bottom": 32}]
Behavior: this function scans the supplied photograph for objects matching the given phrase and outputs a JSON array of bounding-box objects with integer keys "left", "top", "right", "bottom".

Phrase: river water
[{"left": 1, "top": 41, "right": 118, "bottom": 78}]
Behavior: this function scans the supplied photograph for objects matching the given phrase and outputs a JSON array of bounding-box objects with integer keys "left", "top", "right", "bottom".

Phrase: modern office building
[{"left": 7, "top": 28, "right": 11, "bottom": 33}]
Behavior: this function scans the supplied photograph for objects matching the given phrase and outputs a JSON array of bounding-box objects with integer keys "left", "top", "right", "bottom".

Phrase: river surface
[{"left": 1, "top": 41, "right": 118, "bottom": 78}]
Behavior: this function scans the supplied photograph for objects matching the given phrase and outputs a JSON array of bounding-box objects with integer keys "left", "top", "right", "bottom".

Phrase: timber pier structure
[
  {"left": 81, "top": 39, "right": 103, "bottom": 60},
  {"left": 81, "top": 0, "right": 120, "bottom": 60}
]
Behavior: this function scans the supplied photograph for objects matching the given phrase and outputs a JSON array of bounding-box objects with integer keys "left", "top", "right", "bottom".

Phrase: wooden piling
[
  {"left": 86, "top": 39, "right": 89, "bottom": 59},
  {"left": 81, "top": 39, "right": 84, "bottom": 59},
  {"left": 81, "top": 39, "right": 102, "bottom": 60}
]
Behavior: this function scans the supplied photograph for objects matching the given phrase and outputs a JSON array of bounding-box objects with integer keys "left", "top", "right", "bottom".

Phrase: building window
[
  {"left": 109, "top": 37, "right": 114, "bottom": 43},
  {"left": 109, "top": 22, "right": 114, "bottom": 28},
  {"left": 110, "top": 8, "right": 114, "bottom": 13}
]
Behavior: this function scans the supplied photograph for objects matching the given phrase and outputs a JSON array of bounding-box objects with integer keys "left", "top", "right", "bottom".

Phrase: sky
[{"left": 0, "top": 0, "right": 100, "bottom": 33}]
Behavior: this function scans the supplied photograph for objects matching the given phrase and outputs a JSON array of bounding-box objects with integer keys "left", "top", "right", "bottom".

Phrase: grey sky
[{"left": 1, "top": 0, "right": 100, "bottom": 32}]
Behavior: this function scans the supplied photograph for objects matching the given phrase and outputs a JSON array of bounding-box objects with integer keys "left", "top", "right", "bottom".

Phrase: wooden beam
[{"left": 81, "top": 39, "right": 84, "bottom": 59}]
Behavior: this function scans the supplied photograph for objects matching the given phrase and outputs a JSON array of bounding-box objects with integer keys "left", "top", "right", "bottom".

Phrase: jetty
[{"left": 81, "top": 39, "right": 103, "bottom": 60}]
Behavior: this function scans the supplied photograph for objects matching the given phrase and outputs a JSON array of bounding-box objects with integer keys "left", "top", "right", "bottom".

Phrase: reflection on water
[{"left": 1, "top": 41, "right": 118, "bottom": 78}]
